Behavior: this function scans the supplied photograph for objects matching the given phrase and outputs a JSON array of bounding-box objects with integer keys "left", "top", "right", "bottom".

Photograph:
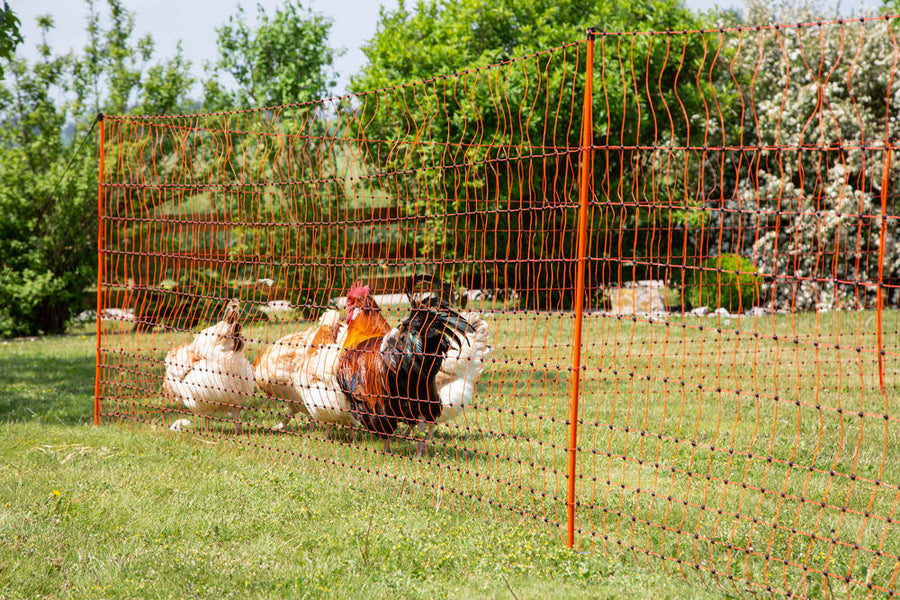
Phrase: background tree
[
  {"left": 204, "top": 0, "right": 340, "bottom": 109},
  {"left": 113, "top": 2, "right": 347, "bottom": 324},
  {"left": 0, "top": 0, "right": 346, "bottom": 336},
  {"left": 0, "top": 1, "right": 22, "bottom": 77},
  {"left": 0, "top": 15, "right": 87, "bottom": 336},
  {"left": 0, "top": 0, "right": 194, "bottom": 336},
  {"left": 349, "top": 0, "right": 714, "bottom": 308}
]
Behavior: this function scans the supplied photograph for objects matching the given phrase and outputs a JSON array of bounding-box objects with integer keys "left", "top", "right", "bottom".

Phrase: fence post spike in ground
[{"left": 566, "top": 26, "right": 596, "bottom": 550}]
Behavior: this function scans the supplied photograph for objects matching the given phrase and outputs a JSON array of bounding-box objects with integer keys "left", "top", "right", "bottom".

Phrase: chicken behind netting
[
  {"left": 336, "top": 279, "right": 491, "bottom": 455},
  {"left": 254, "top": 309, "right": 345, "bottom": 431},
  {"left": 291, "top": 312, "right": 358, "bottom": 437},
  {"left": 433, "top": 310, "right": 492, "bottom": 424},
  {"left": 163, "top": 299, "right": 255, "bottom": 435}
]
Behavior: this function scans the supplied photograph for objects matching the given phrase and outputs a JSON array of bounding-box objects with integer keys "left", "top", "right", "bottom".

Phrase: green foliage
[
  {"left": 70, "top": 0, "right": 195, "bottom": 119},
  {"left": 685, "top": 253, "right": 761, "bottom": 312},
  {"left": 0, "top": 0, "right": 342, "bottom": 338},
  {"left": 137, "top": 41, "right": 196, "bottom": 115},
  {"left": 108, "top": 107, "right": 348, "bottom": 317},
  {"left": 114, "top": 2, "right": 346, "bottom": 319},
  {"left": 204, "top": 1, "right": 339, "bottom": 109},
  {"left": 0, "top": 15, "right": 95, "bottom": 337},
  {"left": 0, "top": 1, "right": 21, "bottom": 76},
  {"left": 0, "top": 0, "right": 196, "bottom": 337},
  {"left": 351, "top": 0, "right": 713, "bottom": 308}
]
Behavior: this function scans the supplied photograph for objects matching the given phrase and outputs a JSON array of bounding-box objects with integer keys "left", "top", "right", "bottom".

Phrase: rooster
[
  {"left": 163, "top": 299, "right": 255, "bottom": 435},
  {"left": 337, "top": 278, "right": 491, "bottom": 455},
  {"left": 253, "top": 309, "right": 345, "bottom": 431}
]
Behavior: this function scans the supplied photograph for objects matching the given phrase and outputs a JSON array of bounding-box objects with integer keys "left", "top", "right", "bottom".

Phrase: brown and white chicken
[
  {"left": 163, "top": 299, "right": 255, "bottom": 435},
  {"left": 253, "top": 309, "right": 346, "bottom": 431},
  {"left": 291, "top": 310, "right": 357, "bottom": 436}
]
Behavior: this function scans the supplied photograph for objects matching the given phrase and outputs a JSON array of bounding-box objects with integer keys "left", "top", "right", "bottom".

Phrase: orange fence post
[
  {"left": 877, "top": 142, "right": 891, "bottom": 395},
  {"left": 94, "top": 112, "right": 105, "bottom": 427},
  {"left": 566, "top": 28, "right": 595, "bottom": 550}
]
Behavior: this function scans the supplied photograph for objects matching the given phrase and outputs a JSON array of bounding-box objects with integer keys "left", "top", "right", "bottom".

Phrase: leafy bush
[
  {"left": 0, "top": 143, "right": 97, "bottom": 337},
  {"left": 0, "top": 267, "right": 92, "bottom": 338},
  {"left": 685, "top": 254, "right": 761, "bottom": 312}
]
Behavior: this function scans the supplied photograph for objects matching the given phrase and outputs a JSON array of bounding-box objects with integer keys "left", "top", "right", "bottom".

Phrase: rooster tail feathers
[
  {"left": 440, "top": 309, "right": 477, "bottom": 336},
  {"left": 446, "top": 317, "right": 492, "bottom": 374},
  {"left": 400, "top": 304, "right": 475, "bottom": 352},
  {"left": 403, "top": 274, "right": 454, "bottom": 306},
  {"left": 425, "top": 306, "right": 478, "bottom": 351},
  {"left": 402, "top": 276, "right": 475, "bottom": 340}
]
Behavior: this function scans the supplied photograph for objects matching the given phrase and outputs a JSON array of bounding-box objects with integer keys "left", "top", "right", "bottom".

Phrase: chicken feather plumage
[
  {"left": 336, "top": 279, "right": 491, "bottom": 455},
  {"left": 163, "top": 299, "right": 255, "bottom": 434},
  {"left": 292, "top": 312, "right": 358, "bottom": 431},
  {"left": 254, "top": 309, "right": 344, "bottom": 430}
]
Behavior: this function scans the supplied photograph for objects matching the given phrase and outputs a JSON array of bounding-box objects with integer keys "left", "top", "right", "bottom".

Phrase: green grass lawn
[
  {"left": 1, "top": 325, "right": 729, "bottom": 599},
  {"left": 89, "top": 303, "right": 900, "bottom": 598}
]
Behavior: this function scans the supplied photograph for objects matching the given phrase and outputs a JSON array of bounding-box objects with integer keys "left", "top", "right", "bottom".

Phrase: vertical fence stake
[
  {"left": 94, "top": 112, "right": 106, "bottom": 427},
  {"left": 567, "top": 28, "right": 595, "bottom": 550},
  {"left": 877, "top": 142, "right": 891, "bottom": 395}
]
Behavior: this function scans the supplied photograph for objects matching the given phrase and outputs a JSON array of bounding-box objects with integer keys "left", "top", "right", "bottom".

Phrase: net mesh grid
[{"left": 96, "top": 16, "right": 900, "bottom": 598}]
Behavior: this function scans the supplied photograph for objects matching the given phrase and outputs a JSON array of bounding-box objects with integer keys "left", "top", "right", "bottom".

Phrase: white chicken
[
  {"left": 253, "top": 309, "right": 345, "bottom": 431},
  {"left": 163, "top": 299, "right": 255, "bottom": 435},
  {"left": 433, "top": 310, "right": 493, "bottom": 424}
]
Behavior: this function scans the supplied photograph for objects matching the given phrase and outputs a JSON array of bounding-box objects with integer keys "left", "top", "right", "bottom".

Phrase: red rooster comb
[{"left": 347, "top": 281, "right": 370, "bottom": 303}]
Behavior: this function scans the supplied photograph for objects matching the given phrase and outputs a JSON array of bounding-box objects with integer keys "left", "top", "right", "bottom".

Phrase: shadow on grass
[{"left": 0, "top": 352, "right": 95, "bottom": 425}]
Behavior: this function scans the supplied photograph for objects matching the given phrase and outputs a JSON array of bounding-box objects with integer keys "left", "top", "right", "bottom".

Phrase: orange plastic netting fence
[{"left": 96, "top": 17, "right": 900, "bottom": 597}]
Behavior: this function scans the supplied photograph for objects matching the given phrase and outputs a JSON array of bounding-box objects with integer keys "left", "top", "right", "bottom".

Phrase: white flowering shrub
[{"left": 718, "top": 3, "right": 900, "bottom": 310}]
